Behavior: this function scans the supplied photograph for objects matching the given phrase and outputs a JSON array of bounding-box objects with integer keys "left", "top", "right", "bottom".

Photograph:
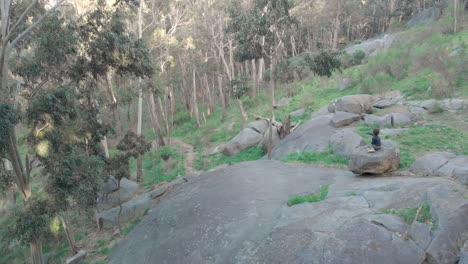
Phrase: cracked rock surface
[{"left": 110, "top": 160, "right": 468, "bottom": 264}]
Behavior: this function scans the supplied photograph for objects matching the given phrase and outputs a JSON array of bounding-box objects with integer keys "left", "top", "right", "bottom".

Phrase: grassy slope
[{"left": 3, "top": 18, "right": 468, "bottom": 264}]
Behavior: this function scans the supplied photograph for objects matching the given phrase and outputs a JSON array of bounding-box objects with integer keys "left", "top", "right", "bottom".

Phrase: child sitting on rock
[{"left": 367, "top": 128, "right": 381, "bottom": 153}]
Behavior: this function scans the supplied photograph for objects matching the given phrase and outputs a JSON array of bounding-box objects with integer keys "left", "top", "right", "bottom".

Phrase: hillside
[{"left": 0, "top": 1, "right": 467, "bottom": 264}]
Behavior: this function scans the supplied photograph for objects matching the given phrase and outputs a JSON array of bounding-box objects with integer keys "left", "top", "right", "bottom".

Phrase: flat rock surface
[{"left": 109, "top": 161, "right": 468, "bottom": 264}]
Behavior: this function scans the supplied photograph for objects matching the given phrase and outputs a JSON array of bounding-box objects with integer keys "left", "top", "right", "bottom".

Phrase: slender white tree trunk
[{"left": 136, "top": 0, "right": 144, "bottom": 182}]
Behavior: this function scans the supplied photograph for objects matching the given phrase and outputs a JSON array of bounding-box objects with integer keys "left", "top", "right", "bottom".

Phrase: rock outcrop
[
  {"left": 349, "top": 140, "right": 400, "bottom": 174},
  {"left": 411, "top": 152, "right": 468, "bottom": 186},
  {"left": 98, "top": 178, "right": 139, "bottom": 211},
  {"left": 223, "top": 128, "right": 263, "bottom": 156},
  {"left": 109, "top": 161, "right": 468, "bottom": 264},
  {"left": 329, "top": 128, "right": 366, "bottom": 158},
  {"left": 331, "top": 111, "right": 361, "bottom": 128},
  {"left": 260, "top": 125, "right": 281, "bottom": 152},
  {"left": 329, "top": 94, "right": 373, "bottom": 114},
  {"left": 407, "top": 7, "right": 441, "bottom": 28},
  {"left": 270, "top": 115, "right": 337, "bottom": 159}
]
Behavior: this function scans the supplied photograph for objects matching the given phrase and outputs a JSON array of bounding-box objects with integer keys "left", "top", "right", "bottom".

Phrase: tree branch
[
  {"left": 10, "top": 0, "right": 67, "bottom": 47},
  {"left": 5, "top": 0, "right": 39, "bottom": 42}
]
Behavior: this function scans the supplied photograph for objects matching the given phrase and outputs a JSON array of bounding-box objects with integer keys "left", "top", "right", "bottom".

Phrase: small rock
[
  {"left": 391, "top": 113, "right": 412, "bottom": 127},
  {"left": 330, "top": 94, "right": 373, "bottom": 114},
  {"left": 409, "top": 222, "right": 432, "bottom": 250},
  {"left": 289, "top": 108, "right": 306, "bottom": 118},
  {"left": 363, "top": 114, "right": 392, "bottom": 127},
  {"left": 66, "top": 250, "right": 87, "bottom": 264},
  {"left": 331, "top": 111, "right": 361, "bottom": 128},
  {"left": 420, "top": 99, "right": 442, "bottom": 113},
  {"left": 339, "top": 78, "right": 353, "bottom": 90},
  {"left": 374, "top": 99, "right": 394, "bottom": 109},
  {"left": 275, "top": 98, "right": 290, "bottom": 108},
  {"left": 223, "top": 128, "right": 262, "bottom": 156}
]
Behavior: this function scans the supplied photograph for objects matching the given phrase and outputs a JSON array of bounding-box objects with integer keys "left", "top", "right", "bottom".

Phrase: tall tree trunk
[
  {"left": 101, "top": 136, "right": 109, "bottom": 158},
  {"left": 30, "top": 238, "right": 44, "bottom": 264},
  {"left": 258, "top": 58, "right": 264, "bottom": 83},
  {"left": 251, "top": 59, "right": 257, "bottom": 98},
  {"left": 105, "top": 71, "right": 117, "bottom": 123},
  {"left": 267, "top": 58, "right": 276, "bottom": 160},
  {"left": 149, "top": 93, "right": 166, "bottom": 146},
  {"left": 203, "top": 73, "right": 213, "bottom": 117},
  {"left": 332, "top": 2, "right": 341, "bottom": 50},
  {"left": 136, "top": 0, "right": 144, "bottom": 183},
  {"left": 236, "top": 98, "right": 248, "bottom": 128},
  {"left": 158, "top": 96, "right": 169, "bottom": 136},
  {"left": 217, "top": 76, "right": 226, "bottom": 121},
  {"left": 60, "top": 208, "right": 78, "bottom": 255},
  {"left": 454, "top": 0, "right": 458, "bottom": 33},
  {"left": 192, "top": 68, "right": 201, "bottom": 127},
  {"left": 229, "top": 39, "right": 235, "bottom": 80}
]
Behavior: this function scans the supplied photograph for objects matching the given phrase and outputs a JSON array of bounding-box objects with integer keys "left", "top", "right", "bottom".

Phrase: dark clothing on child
[{"left": 367, "top": 132, "right": 382, "bottom": 150}]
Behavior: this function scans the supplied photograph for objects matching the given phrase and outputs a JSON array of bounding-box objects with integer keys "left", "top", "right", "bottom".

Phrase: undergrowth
[
  {"left": 381, "top": 203, "right": 436, "bottom": 229},
  {"left": 287, "top": 184, "right": 330, "bottom": 206},
  {"left": 195, "top": 146, "right": 265, "bottom": 171}
]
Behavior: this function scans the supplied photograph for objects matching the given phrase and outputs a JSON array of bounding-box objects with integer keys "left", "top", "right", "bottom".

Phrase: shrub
[
  {"left": 158, "top": 146, "right": 176, "bottom": 161},
  {"left": 173, "top": 111, "right": 191, "bottom": 126},
  {"left": 304, "top": 50, "right": 342, "bottom": 77},
  {"left": 351, "top": 49, "right": 366, "bottom": 65}
]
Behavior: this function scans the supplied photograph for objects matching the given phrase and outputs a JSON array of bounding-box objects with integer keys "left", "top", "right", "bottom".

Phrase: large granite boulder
[
  {"left": 247, "top": 120, "right": 269, "bottom": 135},
  {"left": 289, "top": 108, "right": 306, "bottom": 118},
  {"left": 223, "top": 128, "right": 262, "bottom": 156},
  {"left": 270, "top": 115, "right": 337, "bottom": 159},
  {"left": 98, "top": 178, "right": 139, "bottom": 211},
  {"left": 391, "top": 113, "right": 413, "bottom": 127},
  {"left": 407, "top": 7, "right": 441, "bottom": 28},
  {"left": 331, "top": 111, "right": 361, "bottom": 128},
  {"left": 329, "top": 129, "right": 366, "bottom": 158},
  {"left": 434, "top": 155, "right": 468, "bottom": 186},
  {"left": 349, "top": 140, "right": 400, "bottom": 174},
  {"left": 109, "top": 161, "right": 468, "bottom": 264},
  {"left": 344, "top": 34, "right": 398, "bottom": 57},
  {"left": 410, "top": 152, "right": 456, "bottom": 176},
  {"left": 363, "top": 114, "right": 392, "bottom": 127},
  {"left": 260, "top": 126, "right": 281, "bottom": 153},
  {"left": 329, "top": 94, "right": 373, "bottom": 114}
]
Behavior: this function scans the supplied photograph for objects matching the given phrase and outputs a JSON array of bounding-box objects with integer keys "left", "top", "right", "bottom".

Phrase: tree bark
[
  {"left": 267, "top": 58, "right": 276, "bottom": 160},
  {"left": 136, "top": 0, "right": 144, "bottom": 183},
  {"left": 251, "top": 59, "right": 257, "bottom": 98},
  {"left": 332, "top": 1, "right": 342, "bottom": 50},
  {"left": 192, "top": 68, "right": 201, "bottom": 127},
  {"left": 203, "top": 73, "right": 213, "bottom": 117},
  {"left": 60, "top": 208, "right": 78, "bottom": 255},
  {"left": 148, "top": 93, "right": 166, "bottom": 146},
  {"left": 217, "top": 76, "right": 226, "bottom": 121},
  {"left": 30, "top": 238, "right": 44, "bottom": 264},
  {"left": 236, "top": 98, "right": 248, "bottom": 128},
  {"left": 229, "top": 38, "right": 235, "bottom": 80}
]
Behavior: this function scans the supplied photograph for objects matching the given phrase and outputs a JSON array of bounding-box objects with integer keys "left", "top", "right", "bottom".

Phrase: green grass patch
[
  {"left": 282, "top": 148, "right": 348, "bottom": 167},
  {"left": 123, "top": 217, "right": 142, "bottom": 235},
  {"left": 287, "top": 184, "right": 330, "bottom": 206},
  {"left": 129, "top": 145, "right": 185, "bottom": 190},
  {"left": 356, "top": 123, "right": 468, "bottom": 168},
  {"left": 382, "top": 203, "right": 434, "bottom": 227},
  {"left": 195, "top": 146, "right": 264, "bottom": 171}
]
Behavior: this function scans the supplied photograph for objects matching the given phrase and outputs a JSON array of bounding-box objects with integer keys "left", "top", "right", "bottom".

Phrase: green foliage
[
  {"left": 0, "top": 103, "right": 20, "bottom": 157},
  {"left": 382, "top": 203, "right": 433, "bottom": 225},
  {"left": 123, "top": 217, "right": 142, "bottom": 235},
  {"left": 128, "top": 146, "right": 185, "bottom": 189},
  {"left": 287, "top": 184, "right": 329, "bottom": 206},
  {"left": 71, "top": 6, "right": 153, "bottom": 81},
  {"left": 351, "top": 49, "right": 366, "bottom": 65},
  {"left": 195, "top": 146, "right": 264, "bottom": 171},
  {"left": 12, "top": 199, "right": 53, "bottom": 245},
  {"left": 282, "top": 150, "right": 348, "bottom": 167},
  {"left": 228, "top": 78, "right": 250, "bottom": 99},
  {"left": 159, "top": 146, "right": 177, "bottom": 161},
  {"left": 226, "top": 0, "right": 296, "bottom": 62},
  {"left": 304, "top": 50, "right": 342, "bottom": 77}
]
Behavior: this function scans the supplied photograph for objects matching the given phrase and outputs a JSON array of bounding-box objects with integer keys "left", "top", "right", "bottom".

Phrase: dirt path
[{"left": 169, "top": 138, "right": 201, "bottom": 174}]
